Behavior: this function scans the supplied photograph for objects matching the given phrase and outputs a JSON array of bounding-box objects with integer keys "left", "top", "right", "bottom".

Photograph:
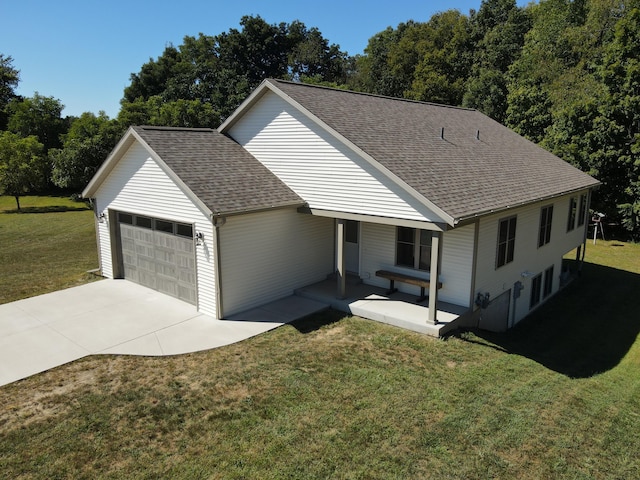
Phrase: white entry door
[{"left": 345, "top": 220, "right": 360, "bottom": 274}]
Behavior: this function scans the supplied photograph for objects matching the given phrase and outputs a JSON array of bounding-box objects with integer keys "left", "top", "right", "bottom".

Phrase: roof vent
[
  {"left": 440, "top": 127, "right": 445, "bottom": 140},
  {"left": 476, "top": 130, "right": 480, "bottom": 140}
]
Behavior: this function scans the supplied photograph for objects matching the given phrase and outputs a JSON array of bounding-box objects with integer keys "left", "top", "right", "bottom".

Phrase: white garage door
[{"left": 118, "top": 212, "right": 197, "bottom": 305}]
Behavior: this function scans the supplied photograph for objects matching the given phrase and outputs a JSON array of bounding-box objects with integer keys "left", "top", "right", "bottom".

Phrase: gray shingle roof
[
  {"left": 132, "top": 126, "right": 303, "bottom": 215},
  {"left": 267, "top": 79, "right": 600, "bottom": 223}
]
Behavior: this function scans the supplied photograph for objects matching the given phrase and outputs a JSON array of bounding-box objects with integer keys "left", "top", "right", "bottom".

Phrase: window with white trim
[
  {"left": 396, "top": 227, "right": 432, "bottom": 271},
  {"left": 567, "top": 196, "right": 577, "bottom": 231},
  {"left": 577, "top": 193, "right": 587, "bottom": 227},
  {"left": 496, "top": 216, "right": 517, "bottom": 268},
  {"left": 530, "top": 273, "right": 542, "bottom": 309},
  {"left": 543, "top": 265, "right": 554, "bottom": 298},
  {"left": 538, "top": 205, "right": 553, "bottom": 247}
]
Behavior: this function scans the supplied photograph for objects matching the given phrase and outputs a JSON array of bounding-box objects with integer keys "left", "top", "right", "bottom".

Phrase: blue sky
[{"left": 2, "top": 0, "right": 529, "bottom": 119}]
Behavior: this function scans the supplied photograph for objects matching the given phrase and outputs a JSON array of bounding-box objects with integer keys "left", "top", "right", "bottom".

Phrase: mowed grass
[
  {"left": 0, "top": 196, "right": 99, "bottom": 304},
  {"left": 0, "top": 200, "right": 639, "bottom": 478}
]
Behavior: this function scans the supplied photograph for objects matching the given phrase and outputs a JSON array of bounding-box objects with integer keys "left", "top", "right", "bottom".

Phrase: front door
[{"left": 345, "top": 220, "right": 360, "bottom": 274}]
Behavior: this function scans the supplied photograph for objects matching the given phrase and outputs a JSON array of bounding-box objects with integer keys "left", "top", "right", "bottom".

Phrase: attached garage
[
  {"left": 83, "top": 125, "right": 307, "bottom": 320},
  {"left": 117, "top": 212, "right": 196, "bottom": 304}
]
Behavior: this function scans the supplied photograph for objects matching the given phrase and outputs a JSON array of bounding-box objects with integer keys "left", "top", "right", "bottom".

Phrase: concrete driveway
[{"left": 0, "top": 279, "right": 328, "bottom": 386}]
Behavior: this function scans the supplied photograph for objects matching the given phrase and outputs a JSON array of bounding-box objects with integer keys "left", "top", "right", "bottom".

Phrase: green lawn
[
  {"left": 0, "top": 195, "right": 99, "bottom": 304},
  {"left": 1, "top": 199, "right": 639, "bottom": 478}
]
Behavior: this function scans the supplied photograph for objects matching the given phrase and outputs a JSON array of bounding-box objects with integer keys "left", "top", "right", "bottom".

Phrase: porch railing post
[
  {"left": 336, "top": 219, "right": 347, "bottom": 299},
  {"left": 428, "top": 231, "right": 442, "bottom": 325}
]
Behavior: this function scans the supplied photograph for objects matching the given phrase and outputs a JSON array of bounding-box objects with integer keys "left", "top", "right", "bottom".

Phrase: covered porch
[{"left": 295, "top": 276, "right": 471, "bottom": 337}]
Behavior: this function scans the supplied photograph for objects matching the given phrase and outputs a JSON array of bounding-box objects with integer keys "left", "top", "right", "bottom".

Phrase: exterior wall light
[
  {"left": 98, "top": 212, "right": 107, "bottom": 223},
  {"left": 195, "top": 231, "right": 204, "bottom": 246},
  {"left": 475, "top": 292, "right": 490, "bottom": 309}
]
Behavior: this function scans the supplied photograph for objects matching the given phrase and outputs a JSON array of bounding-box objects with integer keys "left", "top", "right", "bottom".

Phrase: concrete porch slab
[{"left": 296, "top": 278, "right": 470, "bottom": 337}]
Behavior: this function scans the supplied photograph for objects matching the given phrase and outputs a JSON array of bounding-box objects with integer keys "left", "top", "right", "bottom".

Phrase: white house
[{"left": 83, "top": 79, "right": 600, "bottom": 336}]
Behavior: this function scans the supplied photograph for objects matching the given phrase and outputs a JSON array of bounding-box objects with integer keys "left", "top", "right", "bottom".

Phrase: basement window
[
  {"left": 543, "top": 265, "right": 554, "bottom": 298},
  {"left": 530, "top": 273, "right": 542, "bottom": 309}
]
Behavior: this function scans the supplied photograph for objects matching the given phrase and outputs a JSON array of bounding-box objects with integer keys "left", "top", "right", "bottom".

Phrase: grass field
[
  {"left": 0, "top": 196, "right": 99, "bottom": 304},
  {"left": 1, "top": 197, "right": 639, "bottom": 478}
]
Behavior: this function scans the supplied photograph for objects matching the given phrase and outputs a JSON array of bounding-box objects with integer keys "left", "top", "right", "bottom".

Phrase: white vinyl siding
[
  {"left": 474, "top": 191, "right": 590, "bottom": 326},
  {"left": 93, "top": 141, "right": 217, "bottom": 317},
  {"left": 219, "top": 208, "right": 333, "bottom": 316},
  {"left": 359, "top": 222, "right": 474, "bottom": 307},
  {"left": 228, "top": 91, "right": 444, "bottom": 223}
]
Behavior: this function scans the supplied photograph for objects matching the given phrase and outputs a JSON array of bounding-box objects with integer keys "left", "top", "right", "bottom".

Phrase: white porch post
[
  {"left": 428, "top": 231, "right": 442, "bottom": 325},
  {"left": 336, "top": 219, "right": 347, "bottom": 299}
]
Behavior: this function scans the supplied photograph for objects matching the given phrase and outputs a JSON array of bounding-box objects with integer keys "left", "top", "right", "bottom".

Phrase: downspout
[
  {"left": 212, "top": 213, "right": 226, "bottom": 320},
  {"left": 468, "top": 220, "right": 480, "bottom": 321},
  {"left": 91, "top": 199, "right": 103, "bottom": 275},
  {"left": 579, "top": 189, "right": 593, "bottom": 273}
]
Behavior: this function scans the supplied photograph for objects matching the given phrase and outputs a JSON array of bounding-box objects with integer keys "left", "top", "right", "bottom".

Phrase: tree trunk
[{"left": 14, "top": 195, "right": 21, "bottom": 211}]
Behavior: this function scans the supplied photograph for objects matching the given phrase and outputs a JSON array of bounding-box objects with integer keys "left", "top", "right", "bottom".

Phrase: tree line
[{"left": 1, "top": 0, "right": 638, "bottom": 238}]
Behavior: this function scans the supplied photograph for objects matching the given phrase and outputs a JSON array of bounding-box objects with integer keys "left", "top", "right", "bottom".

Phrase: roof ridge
[
  {"left": 268, "top": 78, "right": 477, "bottom": 113},
  {"left": 135, "top": 125, "right": 215, "bottom": 132}
]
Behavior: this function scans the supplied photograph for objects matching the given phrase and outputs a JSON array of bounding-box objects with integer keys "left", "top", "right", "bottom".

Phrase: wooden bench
[{"left": 376, "top": 270, "right": 442, "bottom": 303}]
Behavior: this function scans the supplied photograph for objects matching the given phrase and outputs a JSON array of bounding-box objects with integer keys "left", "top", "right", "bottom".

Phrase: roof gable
[
  {"left": 221, "top": 79, "right": 600, "bottom": 224},
  {"left": 84, "top": 126, "right": 303, "bottom": 216}
]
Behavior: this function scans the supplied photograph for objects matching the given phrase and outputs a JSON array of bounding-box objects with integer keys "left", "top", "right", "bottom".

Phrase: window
[
  {"left": 155, "top": 219, "right": 173, "bottom": 233},
  {"left": 543, "top": 265, "right": 554, "bottom": 298},
  {"left": 496, "top": 216, "right": 517, "bottom": 268},
  {"left": 396, "top": 227, "right": 432, "bottom": 271},
  {"left": 135, "top": 216, "right": 152, "bottom": 229},
  {"left": 577, "top": 193, "right": 587, "bottom": 227},
  {"left": 346, "top": 220, "right": 358, "bottom": 244},
  {"left": 538, "top": 205, "right": 553, "bottom": 247},
  {"left": 530, "top": 273, "right": 542, "bottom": 309},
  {"left": 176, "top": 223, "right": 193, "bottom": 238},
  {"left": 118, "top": 213, "right": 133, "bottom": 224},
  {"left": 567, "top": 196, "right": 577, "bottom": 231}
]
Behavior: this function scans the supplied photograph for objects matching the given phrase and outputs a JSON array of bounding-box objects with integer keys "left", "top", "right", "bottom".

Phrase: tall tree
[
  {"left": 404, "top": 10, "right": 474, "bottom": 105},
  {"left": 0, "top": 131, "right": 46, "bottom": 210},
  {"left": 463, "top": 0, "right": 531, "bottom": 122},
  {"left": 351, "top": 23, "right": 416, "bottom": 97},
  {"left": 120, "top": 16, "right": 349, "bottom": 125},
  {"left": 0, "top": 54, "right": 20, "bottom": 130},
  {"left": 6, "top": 93, "right": 66, "bottom": 151},
  {"left": 50, "top": 112, "right": 122, "bottom": 191}
]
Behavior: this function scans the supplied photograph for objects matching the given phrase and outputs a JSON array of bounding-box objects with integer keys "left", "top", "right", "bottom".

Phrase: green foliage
[
  {"left": 404, "top": 11, "right": 474, "bottom": 105},
  {"left": 0, "top": 54, "right": 20, "bottom": 130},
  {"left": 6, "top": 92, "right": 66, "bottom": 151},
  {"left": 50, "top": 112, "right": 123, "bottom": 191},
  {"left": 118, "top": 96, "right": 219, "bottom": 129},
  {"left": 121, "top": 16, "right": 349, "bottom": 124},
  {"left": 0, "top": 131, "right": 46, "bottom": 209}
]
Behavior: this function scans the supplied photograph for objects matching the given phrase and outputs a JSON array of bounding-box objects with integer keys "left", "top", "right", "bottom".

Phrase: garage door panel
[{"left": 118, "top": 218, "right": 197, "bottom": 305}]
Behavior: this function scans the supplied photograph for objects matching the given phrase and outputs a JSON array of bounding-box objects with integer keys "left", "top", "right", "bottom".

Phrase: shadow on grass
[
  {"left": 3, "top": 205, "right": 90, "bottom": 214},
  {"left": 458, "top": 260, "right": 640, "bottom": 378},
  {"left": 290, "top": 308, "right": 344, "bottom": 333}
]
